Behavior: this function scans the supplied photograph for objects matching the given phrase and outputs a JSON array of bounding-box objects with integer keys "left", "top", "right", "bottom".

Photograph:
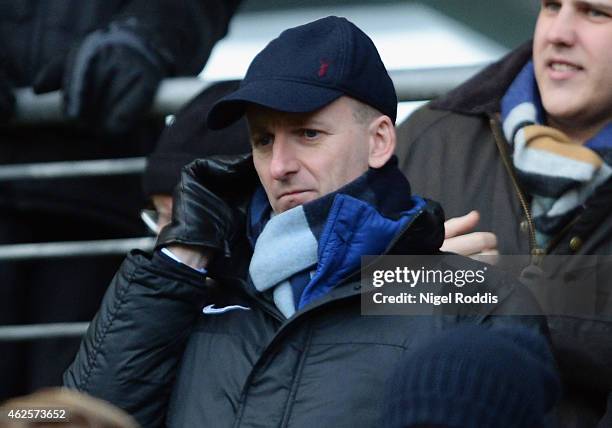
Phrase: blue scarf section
[
  {"left": 501, "top": 61, "right": 612, "bottom": 246},
  {"left": 247, "top": 158, "right": 426, "bottom": 318}
]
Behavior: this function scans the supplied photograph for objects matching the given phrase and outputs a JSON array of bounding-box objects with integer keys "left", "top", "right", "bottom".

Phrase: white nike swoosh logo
[{"left": 202, "top": 304, "right": 251, "bottom": 315}]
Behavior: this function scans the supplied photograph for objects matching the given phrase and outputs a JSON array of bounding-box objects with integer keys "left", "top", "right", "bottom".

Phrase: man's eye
[
  {"left": 542, "top": 0, "right": 561, "bottom": 12},
  {"left": 586, "top": 7, "right": 610, "bottom": 18},
  {"left": 303, "top": 129, "right": 319, "bottom": 139},
  {"left": 252, "top": 135, "right": 273, "bottom": 147}
]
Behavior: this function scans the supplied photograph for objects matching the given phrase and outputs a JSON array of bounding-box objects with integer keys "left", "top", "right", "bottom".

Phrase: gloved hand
[
  {"left": 33, "top": 21, "right": 169, "bottom": 135},
  {"left": 0, "top": 68, "right": 15, "bottom": 122},
  {"left": 156, "top": 154, "right": 257, "bottom": 258}
]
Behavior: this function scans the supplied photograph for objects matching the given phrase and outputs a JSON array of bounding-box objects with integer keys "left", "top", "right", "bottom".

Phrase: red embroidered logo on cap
[{"left": 318, "top": 60, "right": 330, "bottom": 77}]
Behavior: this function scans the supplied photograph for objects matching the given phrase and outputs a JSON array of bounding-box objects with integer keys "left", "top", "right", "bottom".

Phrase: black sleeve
[
  {"left": 115, "top": 0, "right": 243, "bottom": 75},
  {"left": 64, "top": 250, "right": 213, "bottom": 427}
]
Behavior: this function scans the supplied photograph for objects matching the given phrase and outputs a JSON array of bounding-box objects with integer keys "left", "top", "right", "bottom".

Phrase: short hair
[{"left": 349, "top": 97, "right": 384, "bottom": 126}]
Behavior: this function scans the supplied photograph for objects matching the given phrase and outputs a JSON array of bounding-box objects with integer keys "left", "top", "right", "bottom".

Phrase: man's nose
[
  {"left": 269, "top": 135, "right": 299, "bottom": 180},
  {"left": 546, "top": 8, "right": 577, "bottom": 47}
]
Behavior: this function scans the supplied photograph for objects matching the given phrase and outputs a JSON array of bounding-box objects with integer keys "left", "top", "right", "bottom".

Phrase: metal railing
[
  {"left": 11, "top": 77, "right": 211, "bottom": 125},
  {"left": 0, "top": 157, "right": 147, "bottom": 181},
  {"left": 0, "top": 323, "right": 90, "bottom": 342},
  {"left": 0, "top": 64, "right": 485, "bottom": 341},
  {"left": 9, "top": 64, "right": 485, "bottom": 125},
  {"left": 0, "top": 238, "right": 155, "bottom": 261}
]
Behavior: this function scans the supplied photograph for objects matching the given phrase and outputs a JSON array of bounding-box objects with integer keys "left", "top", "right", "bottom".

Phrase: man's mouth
[
  {"left": 278, "top": 190, "right": 311, "bottom": 198},
  {"left": 543, "top": 58, "right": 584, "bottom": 82},
  {"left": 547, "top": 59, "right": 583, "bottom": 72},
  {"left": 274, "top": 189, "right": 317, "bottom": 212}
]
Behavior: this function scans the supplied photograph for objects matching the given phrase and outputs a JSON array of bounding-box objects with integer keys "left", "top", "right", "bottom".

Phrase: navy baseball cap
[{"left": 207, "top": 16, "right": 397, "bottom": 130}]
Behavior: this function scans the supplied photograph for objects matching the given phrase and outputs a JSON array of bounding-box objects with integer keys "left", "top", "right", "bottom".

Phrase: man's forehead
[{"left": 245, "top": 100, "right": 346, "bottom": 130}]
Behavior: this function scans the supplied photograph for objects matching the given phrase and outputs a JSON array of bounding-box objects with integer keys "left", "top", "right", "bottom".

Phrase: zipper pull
[{"left": 530, "top": 247, "right": 546, "bottom": 266}]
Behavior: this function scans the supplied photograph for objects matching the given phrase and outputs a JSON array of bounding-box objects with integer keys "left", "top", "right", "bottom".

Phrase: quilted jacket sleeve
[{"left": 64, "top": 249, "right": 212, "bottom": 427}]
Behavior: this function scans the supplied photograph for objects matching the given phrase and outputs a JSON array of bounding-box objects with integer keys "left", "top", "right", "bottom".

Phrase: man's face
[
  {"left": 247, "top": 97, "right": 372, "bottom": 213},
  {"left": 533, "top": 0, "right": 612, "bottom": 136}
]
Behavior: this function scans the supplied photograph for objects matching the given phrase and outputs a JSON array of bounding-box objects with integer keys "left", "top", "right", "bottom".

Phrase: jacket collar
[
  {"left": 431, "top": 41, "right": 532, "bottom": 116},
  {"left": 242, "top": 155, "right": 445, "bottom": 258},
  {"left": 247, "top": 156, "right": 419, "bottom": 245}
]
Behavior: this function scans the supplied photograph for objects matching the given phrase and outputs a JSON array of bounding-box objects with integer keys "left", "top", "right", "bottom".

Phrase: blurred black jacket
[{"left": 0, "top": 0, "right": 241, "bottom": 231}]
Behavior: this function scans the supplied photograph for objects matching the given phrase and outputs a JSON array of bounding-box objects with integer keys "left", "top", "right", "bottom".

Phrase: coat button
[
  {"left": 569, "top": 236, "right": 583, "bottom": 252},
  {"left": 519, "top": 220, "right": 529, "bottom": 233}
]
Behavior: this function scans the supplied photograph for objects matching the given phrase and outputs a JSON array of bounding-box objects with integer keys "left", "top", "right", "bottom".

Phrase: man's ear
[{"left": 367, "top": 115, "right": 396, "bottom": 168}]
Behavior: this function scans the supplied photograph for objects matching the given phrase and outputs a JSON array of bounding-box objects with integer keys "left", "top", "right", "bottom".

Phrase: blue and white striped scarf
[
  {"left": 247, "top": 159, "right": 425, "bottom": 318},
  {"left": 501, "top": 61, "right": 612, "bottom": 247}
]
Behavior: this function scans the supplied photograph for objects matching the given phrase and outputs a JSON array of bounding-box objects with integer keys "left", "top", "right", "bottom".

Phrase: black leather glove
[
  {"left": 0, "top": 67, "right": 15, "bottom": 122},
  {"left": 33, "top": 20, "right": 169, "bottom": 135},
  {"left": 156, "top": 154, "right": 257, "bottom": 258}
]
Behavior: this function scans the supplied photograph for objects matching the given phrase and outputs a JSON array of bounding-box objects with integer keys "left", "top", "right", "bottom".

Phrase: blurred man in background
[
  {"left": 0, "top": 0, "right": 241, "bottom": 400},
  {"left": 397, "top": 0, "right": 612, "bottom": 425}
]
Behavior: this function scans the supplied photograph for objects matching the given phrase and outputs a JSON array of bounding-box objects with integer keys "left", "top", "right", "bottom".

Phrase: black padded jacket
[{"left": 64, "top": 156, "right": 550, "bottom": 427}]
